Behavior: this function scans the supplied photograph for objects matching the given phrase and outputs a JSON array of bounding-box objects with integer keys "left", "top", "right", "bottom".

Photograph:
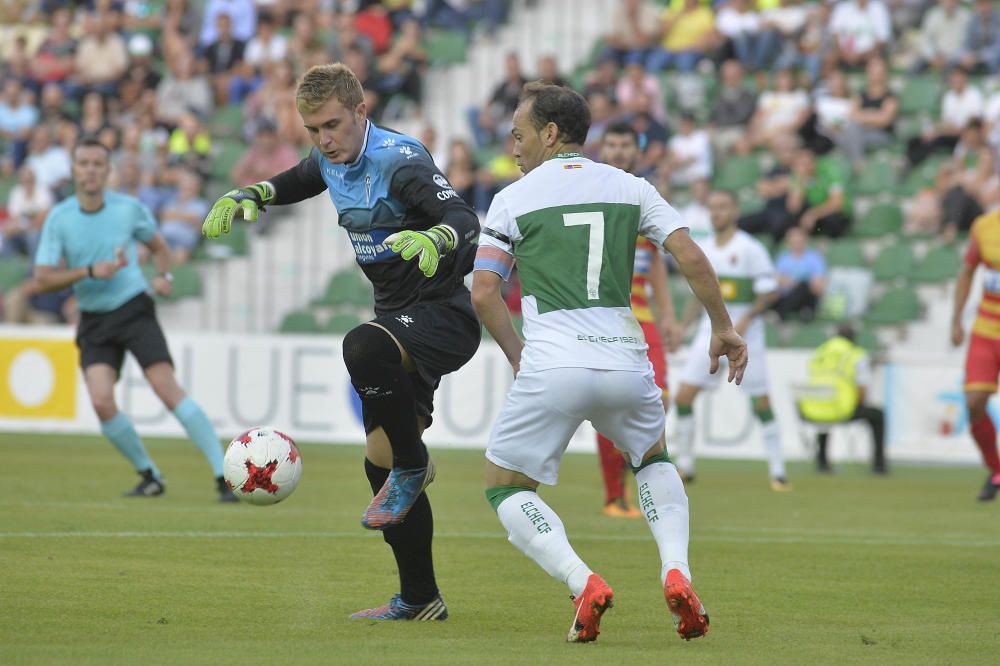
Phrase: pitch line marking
[{"left": 0, "top": 530, "right": 997, "bottom": 548}]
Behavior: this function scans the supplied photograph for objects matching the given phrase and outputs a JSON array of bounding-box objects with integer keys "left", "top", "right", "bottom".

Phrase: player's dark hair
[
  {"left": 72, "top": 136, "right": 111, "bottom": 160},
  {"left": 836, "top": 323, "right": 857, "bottom": 342},
  {"left": 519, "top": 81, "right": 590, "bottom": 145},
  {"left": 602, "top": 121, "right": 639, "bottom": 145}
]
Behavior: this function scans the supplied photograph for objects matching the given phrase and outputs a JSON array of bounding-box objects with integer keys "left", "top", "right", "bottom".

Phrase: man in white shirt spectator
[
  {"left": 716, "top": 0, "right": 768, "bottom": 71},
  {"left": 907, "top": 66, "right": 984, "bottom": 165},
  {"left": 24, "top": 125, "right": 70, "bottom": 195},
  {"left": 830, "top": 0, "right": 891, "bottom": 68},
  {"left": 74, "top": 11, "right": 128, "bottom": 97},
  {"left": 914, "top": 0, "right": 972, "bottom": 73},
  {"left": 155, "top": 50, "right": 214, "bottom": 126},
  {"left": 668, "top": 112, "right": 712, "bottom": 186}
]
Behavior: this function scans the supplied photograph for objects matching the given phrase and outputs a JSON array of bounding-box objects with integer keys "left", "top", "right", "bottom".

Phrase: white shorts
[
  {"left": 679, "top": 322, "right": 770, "bottom": 397},
  {"left": 486, "top": 367, "right": 665, "bottom": 485}
]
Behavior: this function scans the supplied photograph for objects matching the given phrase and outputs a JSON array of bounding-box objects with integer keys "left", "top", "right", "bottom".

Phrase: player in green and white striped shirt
[{"left": 472, "top": 82, "right": 747, "bottom": 644}]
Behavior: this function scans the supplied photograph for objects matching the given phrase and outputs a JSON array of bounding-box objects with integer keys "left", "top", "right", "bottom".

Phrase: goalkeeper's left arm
[{"left": 386, "top": 161, "right": 480, "bottom": 278}]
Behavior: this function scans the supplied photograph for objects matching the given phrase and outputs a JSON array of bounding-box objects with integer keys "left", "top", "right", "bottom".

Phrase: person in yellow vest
[{"left": 799, "top": 324, "right": 886, "bottom": 474}]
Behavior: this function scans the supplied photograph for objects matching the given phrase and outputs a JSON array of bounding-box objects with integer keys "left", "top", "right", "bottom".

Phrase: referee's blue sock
[
  {"left": 101, "top": 412, "right": 161, "bottom": 480},
  {"left": 173, "top": 397, "right": 224, "bottom": 477}
]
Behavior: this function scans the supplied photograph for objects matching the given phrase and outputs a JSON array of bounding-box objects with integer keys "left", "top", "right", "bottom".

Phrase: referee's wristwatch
[{"left": 159, "top": 271, "right": 174, "bottom": 283}]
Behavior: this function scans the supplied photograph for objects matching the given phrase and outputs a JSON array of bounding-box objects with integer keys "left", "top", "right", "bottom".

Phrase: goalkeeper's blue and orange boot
[
  {"left": 349, "top": 594, "right": 448, "bottom": 621},
  {"left": 361, "top": 459, "right": 436, "bottom": 530},
  {"left": 665, "top": 569, "right": 710, "bottom": 640},
  {"left": 567, "top": 573, "right": 615, "bottom": 643}
]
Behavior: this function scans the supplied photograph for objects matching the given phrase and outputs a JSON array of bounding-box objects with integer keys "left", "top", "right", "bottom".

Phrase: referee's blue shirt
[{"left": 35, "top": 191, "right": 157, "bottom": 313}]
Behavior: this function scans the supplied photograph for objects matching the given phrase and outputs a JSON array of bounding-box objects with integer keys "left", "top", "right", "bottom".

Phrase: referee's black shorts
[
  {"left": 75, "top": 292, "right": 173, "bottom": 374},
  {"left": 363, "top": 289, "right": 481, "bottom": 432}
]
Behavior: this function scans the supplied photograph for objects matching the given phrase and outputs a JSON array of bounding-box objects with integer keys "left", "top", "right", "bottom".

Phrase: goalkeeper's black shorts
[{"left": 361, "top": 288, "right": 481, "bottom": 433}]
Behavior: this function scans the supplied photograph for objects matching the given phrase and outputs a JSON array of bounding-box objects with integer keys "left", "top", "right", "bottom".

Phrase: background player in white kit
[
  {"left": 673, "top": 189, "right": 789, "bottom": 491},
  {"left": 471, "top": 82, "right": 747, "bottom": 644}
]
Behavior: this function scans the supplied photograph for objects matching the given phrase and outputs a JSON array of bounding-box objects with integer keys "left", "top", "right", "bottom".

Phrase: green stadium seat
[
  {"left": 896, "top": 156, "right": 945, "bottom": 197},
  {"left": 908, "top": 244, "right": 962, "bottom": 283},
  {"left": 855, "top": 327, "right": 882, "bottom": 353},
  {"left": 325, "top": 311, "right": 364, "bottom": 334},
  {"left": 425, "top": 30, "right": 467, "bottom": 66},
  {"left": 313, "top": 269, "right": 369, "bottom": 307},
  {"left": 752, "top": 233, "right": 775, "bottom": 256},
  {"left": 872, "top": 242, "right": 914, "bottom": 281},
  {"left": 899, "top": 76, "right": 941, "bottom": 115},
  {"left": 210, "top": 104, "right": 244, "bottom": 139},
  {"left": 853, "top": 203, "right": 902, "bottom": 238},
  {"left": 825, "top": 239, "right": 866, "bottom": 268},
  {"left": 167, "top": 264, "right": 203, "bottom": 300},
  {"left": 0, "top": 255, "right": 29, "bottom": 291},
  {"left": 765, "top": 320, "right": 783, "bottom": 347},
  {"left": 278, "top": 310, "right": 321, "bottom": 334},
  {"left": 713, "top": 156, "right": 760, "bottom": 191},
  {"left": 211, "top": 139, "right": 246, "bottom": 182},
  {"left": 786, "top": 323, "right": 831, "bottom": 349},
  {"left": 0, "top": 176, "right": 16, "bottom": 205},
  {"left": 852, "top": 161, "right": 897, "bottom": 196},
  {"left": 863, "top": 286, "right": 921, "bottom": 325}
]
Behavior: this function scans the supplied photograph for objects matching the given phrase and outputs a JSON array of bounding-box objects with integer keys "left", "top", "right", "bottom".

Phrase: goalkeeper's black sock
[
  {"left": 343, "top": 325, "right": 427, "bottom": 469},
  {"left": 364, "top": 458, "right": 438, "bottom": 605}
]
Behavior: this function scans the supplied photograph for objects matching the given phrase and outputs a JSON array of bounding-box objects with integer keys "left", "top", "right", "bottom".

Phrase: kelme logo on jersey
[{"left": 348, "top": 228, "right": 397, "bottom": 264}]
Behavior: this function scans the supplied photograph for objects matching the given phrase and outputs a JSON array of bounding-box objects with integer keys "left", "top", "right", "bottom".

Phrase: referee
[
  {"left": 34, "top": 138, "right": 235, "bottom": 502},
  {"left": 203, "top": 63, "right": 481, "bottom": 621}
]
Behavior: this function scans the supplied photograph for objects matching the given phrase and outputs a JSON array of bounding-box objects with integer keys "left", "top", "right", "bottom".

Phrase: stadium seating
[
  {"left": 864, "top": 287, "right": 921, "bottom": 325},
  {"left": 908, "top": 245, "right": 962, "bottom": 284},
  {"left": 871, "top": 243, "right": 914, "bottom": 282},
  {"left": 854, "top": 203, "right": 903, "bottom": 239},
  {"left": 824, "top": 239, "right": 867, "bottom": 268},
  {"left": 279, "top": 310, "right": 321, "bottom": 334},
  {"left": 324, "top": 312, "right": 365, "bottom": 334},
  {"left": 852, "top": 161, "right": 898, "bottom": 197}
]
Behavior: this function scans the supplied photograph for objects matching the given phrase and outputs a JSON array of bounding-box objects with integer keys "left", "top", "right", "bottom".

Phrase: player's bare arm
[
  {"left": 35, "top": 262, "right": 121, "bottom": 292},
  {"left": 144, "top": 233, "right": 174, "bottom": 298},
  {"left": 951, "top": 262, "right": 976, "bottom": 347},
  {"left": 471, "top": 270, "right": 523, "bottom": 374},
  {"left": 664, "top": 228, "right": 748, "bottom": 384},
  {"left": 734, "top": 289, "right": 780, "bottom": 337},
  {"left": 647, "top": 245, "right": 681, "bottom": 352}
]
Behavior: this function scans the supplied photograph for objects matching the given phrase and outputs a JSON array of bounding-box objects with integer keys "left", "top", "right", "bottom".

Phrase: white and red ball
[{"left": 223, "top": 426, "right": 303, "bottom": 505}]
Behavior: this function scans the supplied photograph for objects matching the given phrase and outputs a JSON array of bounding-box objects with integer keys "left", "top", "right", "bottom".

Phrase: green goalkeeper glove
[
  {"left": 385, "top": 225, "right": 458, "bottom": 278},
  {"left": 202, "top": 182, "right": 275, "bottom": 238}
]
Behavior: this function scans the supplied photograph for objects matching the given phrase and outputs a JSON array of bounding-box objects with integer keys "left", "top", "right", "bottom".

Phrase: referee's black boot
[
  {"left": 123, "top": 469, "right": 165, "bottom": 497},
  {"left": 216, "top": 476, "right": 239, "bottom": 503}
]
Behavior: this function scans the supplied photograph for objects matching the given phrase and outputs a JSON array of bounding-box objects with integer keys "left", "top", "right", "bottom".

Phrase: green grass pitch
[{"left": 1, "top": 432, "right": 998, "bottom": 665}]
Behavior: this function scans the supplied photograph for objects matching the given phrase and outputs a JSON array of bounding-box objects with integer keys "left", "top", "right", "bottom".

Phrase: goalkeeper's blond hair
[{"left": 295, "top": 63, "right": 364, "bottom": 114}]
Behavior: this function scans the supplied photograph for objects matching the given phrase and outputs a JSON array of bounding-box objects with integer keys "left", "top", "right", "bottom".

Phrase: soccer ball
[{"left": 223, "top": 426, "right": 303, "bottom": 505}]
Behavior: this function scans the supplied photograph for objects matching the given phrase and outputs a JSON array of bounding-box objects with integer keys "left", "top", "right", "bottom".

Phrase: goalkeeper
[{"left": 203, "top": 63, "right": 480, "bottom": 621}]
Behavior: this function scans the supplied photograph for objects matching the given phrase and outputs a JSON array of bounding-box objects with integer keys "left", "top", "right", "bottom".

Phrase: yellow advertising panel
[{"left": 0, "top": 338, "right": 78, "bottom": 419}]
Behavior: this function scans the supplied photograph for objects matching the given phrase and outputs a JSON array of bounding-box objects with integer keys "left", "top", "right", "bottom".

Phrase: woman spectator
[{"left": 836, "top": 57, "right": 898, "bottom": 171}]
